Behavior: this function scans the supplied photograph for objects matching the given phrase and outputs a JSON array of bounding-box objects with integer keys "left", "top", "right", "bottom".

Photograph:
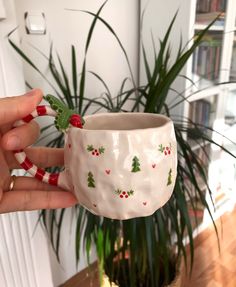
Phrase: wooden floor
[
  {"left": 61, "top": 208, "right": 236, "bottom": 287},
  {"left": 182, "top": 207, "right": 236, "bottom": 287}
]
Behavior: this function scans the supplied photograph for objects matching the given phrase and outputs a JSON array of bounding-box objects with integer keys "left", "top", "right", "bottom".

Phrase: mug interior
[{"left": 83, "top": 113, "right": 170, "bottom": 131}]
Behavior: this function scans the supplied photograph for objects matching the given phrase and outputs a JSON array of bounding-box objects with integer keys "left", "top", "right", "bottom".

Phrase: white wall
[
  {"left": 14, "top": 0, "right": 140, "bottom": 101},
  {"left": 0, "top": 0, "right": 25, "bottom": 97},
  {"left": 13, "top": 1, "right": 140, "bottom": 286}
]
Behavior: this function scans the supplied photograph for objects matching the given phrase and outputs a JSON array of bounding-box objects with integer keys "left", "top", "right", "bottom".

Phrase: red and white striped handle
[{"left": 13, "top": 105, "right": 76, "bottom": 187}]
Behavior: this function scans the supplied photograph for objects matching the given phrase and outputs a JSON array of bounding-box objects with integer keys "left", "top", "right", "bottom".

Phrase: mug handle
[{"left": 12, "top": 105, "right": 80, "bottom": 188}]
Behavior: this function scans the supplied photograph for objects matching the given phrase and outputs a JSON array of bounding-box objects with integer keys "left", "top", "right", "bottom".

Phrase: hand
[{"left": 0, "top": 89, "right": 78, "bottom": 213}]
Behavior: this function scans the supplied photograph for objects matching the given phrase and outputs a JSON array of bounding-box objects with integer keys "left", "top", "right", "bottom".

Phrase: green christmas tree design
[
  {"left": 167, "top": 169, "right": 172, "bottom": 186},
  {"left": 131, "top": 156, "right": 141, "bottom": 172},
  {"left": 88, "top": 172, "right": 96, "bottom": 188}
]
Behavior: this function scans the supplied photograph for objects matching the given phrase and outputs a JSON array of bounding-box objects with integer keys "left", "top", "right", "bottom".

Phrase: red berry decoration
[
  {"left": 115, "top": 189, "right": 134, "bottom": 199},
  {"left": 159, "top": 143, "right": 172, "bottom": 156},
  {"left": 69, "top": 114, "right": 83, "bottom": 128},
  {"left": 87, "top": 145, "right": 105, "bottom": 156}
]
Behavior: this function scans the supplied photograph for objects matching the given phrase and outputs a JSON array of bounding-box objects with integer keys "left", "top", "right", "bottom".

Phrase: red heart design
[
  {"left": 152, "top": 164, "right": 156, "bottom": 168},
  {"left": 105, "top": 170, "right": 111, "bottom": 175},
  {"left": 93, "top": 204, "right": 97, "bottom": 207},
  {"left": 143, "top": 202, "right": 147, "bottom": 206}
]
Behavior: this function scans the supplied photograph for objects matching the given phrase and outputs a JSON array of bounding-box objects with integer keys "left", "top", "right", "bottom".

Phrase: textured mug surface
[{"left": 58, "top": 113, "right": 177, "bottom": 219}]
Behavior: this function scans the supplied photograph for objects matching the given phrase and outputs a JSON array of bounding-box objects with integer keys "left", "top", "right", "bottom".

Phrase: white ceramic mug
[{"left": 14, "top": 106, "right": 177, "bottom": 219}]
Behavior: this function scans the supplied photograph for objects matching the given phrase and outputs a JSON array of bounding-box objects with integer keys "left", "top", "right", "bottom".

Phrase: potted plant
[{"left": 8, "top": 2, "right": 236, "bottom": 286}]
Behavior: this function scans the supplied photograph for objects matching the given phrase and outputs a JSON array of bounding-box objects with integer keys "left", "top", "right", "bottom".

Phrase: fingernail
[
  {"left": 25, "top": 89, "right": 36, "bottom": 97},
  {"left": 6, "top": 135, "right": 21, "bottom": 149}
]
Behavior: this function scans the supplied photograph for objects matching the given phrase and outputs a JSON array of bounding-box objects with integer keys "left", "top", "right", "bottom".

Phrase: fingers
[
  {"left": 10, "top": 176, "right": 64, "bottom": 192},
  {"left": 1, "top": 120, "right": 40, "bottom": 150},
  {"left": 0, "top": 148, "right": 11, "bottom": 194},
  {"left": 0, "top": 89, "right": 43, "bottom": 126},
  {"left": 0, "top": 189, "right": 78, "bottom": 213},
  {"left": 6, "top": 147, "right": 64, "bottom": 169}
]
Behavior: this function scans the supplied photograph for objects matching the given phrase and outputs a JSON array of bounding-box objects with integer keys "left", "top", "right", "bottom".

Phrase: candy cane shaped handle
[{"left": 13, "top": 105, "right": 82, "bottom": 187}]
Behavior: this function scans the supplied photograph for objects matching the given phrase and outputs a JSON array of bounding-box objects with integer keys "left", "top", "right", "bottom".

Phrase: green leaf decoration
[
  {"left": 44, "top": 94, "right": 81, "bottom": 132},
  {"left": 158, "top": 144, "right": 164, "bottom": 153},
  {"left": 99, "top": 146, "right": 105, "bottom": 154},
  {"left": 115, "top": 189, "right": 122, "bottom": 195},
  {"left": 87, "top": 145, "right": 94, "bottom": 152},
  {"left": 44, "top": 94, "right": 69, "bottom": 113},
  {"left": 55, "top": 110, "right": 74, "bottom": 131},
  {"left": 127, "top": 190, "right": 134, "bottom": 196}
]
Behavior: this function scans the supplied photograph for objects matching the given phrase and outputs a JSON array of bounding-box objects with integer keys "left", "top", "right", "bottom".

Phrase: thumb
[{"left": 0, "top": 89, "right": 43, "bottom": 125}]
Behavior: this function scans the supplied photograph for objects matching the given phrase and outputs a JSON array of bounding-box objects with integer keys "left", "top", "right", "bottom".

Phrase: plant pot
[
  {"left": 60, "top": 266, "right": 182, "bottom": 287},
  {"left": 102, "top": 275, "right": 118, "bottom": 287},
  {"left": 102, "top": 270, "right": 182, "bottom": 287},
  {"left": 103, "top": 255, "right": 183, "bottom": 287}
]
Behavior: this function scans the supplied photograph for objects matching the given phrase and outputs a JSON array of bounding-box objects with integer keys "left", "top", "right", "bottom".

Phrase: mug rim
[{"left": 71, "top": 112, "right": 173, "bottom": 132}]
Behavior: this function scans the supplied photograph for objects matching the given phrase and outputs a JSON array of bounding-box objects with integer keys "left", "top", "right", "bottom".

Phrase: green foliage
[
  {"left": 138, "top": 13, "right": 220, "bottom": 114},
  {"left": 9, "top": 2, "right": 236, "bottom": 287}
]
